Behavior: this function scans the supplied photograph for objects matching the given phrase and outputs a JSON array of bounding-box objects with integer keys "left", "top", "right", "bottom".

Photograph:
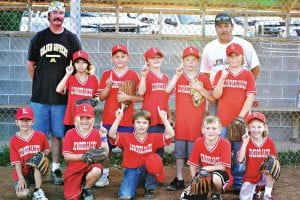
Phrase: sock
[
  {"left": 264, "top": 187, "right": 273, "bottom": 196},
  {"left": 52, "top": 163, "right": 60, "bottom": 172}
]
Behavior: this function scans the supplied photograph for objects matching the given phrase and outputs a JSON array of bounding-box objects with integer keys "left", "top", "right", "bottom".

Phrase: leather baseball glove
[
  {"left": 118, "top": 80, "right": 136, "bottom": 109},
  {"left": 189, "top": 78, "right": 205, "bottom": 107},
  {"left": 259, "top": 155, "right": 281, "bottom": 180},
  {"left": 227, "top": 117, "right": 246, "bottom": 141},
  {"left": 191, "top": 169, "right": 212, "bottom": 196},
  {"left": 25, "top": 152, "right": 49, "bottom": 177},
  {"left": 75, "top": 98, "right": 99, "bottom": 107},
  {"left": 82, "top": 147, "right": 107, "bottom": 164}
]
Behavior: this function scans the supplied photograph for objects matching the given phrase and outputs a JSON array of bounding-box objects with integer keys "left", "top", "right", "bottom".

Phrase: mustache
[{"left": 53, "top": 18, "right": 63, "bottom": 22}]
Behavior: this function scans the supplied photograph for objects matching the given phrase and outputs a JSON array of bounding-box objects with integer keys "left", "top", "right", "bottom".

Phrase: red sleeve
[
  {"left": 187, "top": 139, "right": 201, "bottom": 167},
  {"left": 10, "top": 137, "right": 21, "bottom": 165},
  {"left": 200, "top": 74, "right": 212, "bottom": 91},
  {"left": 268, "top": 138, "right": 277, "bottom": 156},
  {"left": 109, "top": 133, "right": 124, "bottom": 148},
  {"left": 42, "top": 134, "right": 50, "bottom": 151},
  {"left": 212, "top": 70, "right": 222, "bottom": 88},
  {"left": 62, "top": 131, "right": 73, "bottom": 154},
  {"left": 219, "top": 140, "right": 232, "bottom": 168},
  {"left": 246, "top": 72, "right": 257, "bottom": 94},
  {"left": 99, "top": 70, "right": 111, "bottom": 90}
]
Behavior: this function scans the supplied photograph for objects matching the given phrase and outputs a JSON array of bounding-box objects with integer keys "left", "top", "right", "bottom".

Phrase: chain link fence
[{"left": 0, "top": 0, "right": 300, "bottom": 37}]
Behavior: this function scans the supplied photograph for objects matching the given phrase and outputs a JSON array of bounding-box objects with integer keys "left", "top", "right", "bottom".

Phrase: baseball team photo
[{"left": 0, "top": 0, "right": 300, "bottom": 200}]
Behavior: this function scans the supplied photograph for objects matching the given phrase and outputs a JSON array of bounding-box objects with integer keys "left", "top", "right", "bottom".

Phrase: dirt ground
[{"left": 0, "top": 165, "right": 299, "bottom": 200}]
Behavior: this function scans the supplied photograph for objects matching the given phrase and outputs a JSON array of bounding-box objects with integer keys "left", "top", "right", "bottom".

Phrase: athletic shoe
[
  {"left": 144, "top": 189, "right": 155, "bottom": 199},
  {"left": 95, "top": 174, "right": 109, "bottom": 187},
  {"left": 51, "top": 169, "right": 64, "bottom": 185},
  {"left": 167, "top": 177, "right": 185, "bottom": 191},
  {"left": 263, "top": 195, "right": 275, "bottom": 200},
  {"left": 211, "top": 193, "right": 222, "bottom": 200},
  {"left": 253, "top": 191, "right": 261, "bottom": 200},
  {"left": 32, "top": 189, "right": 48, "bottom": 200},
  {"left": 82, "top": 188, "right": 94, "bottom": 200}
]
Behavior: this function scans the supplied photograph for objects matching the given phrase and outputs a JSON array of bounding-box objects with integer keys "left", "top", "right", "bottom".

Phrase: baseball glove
[
  {"left": 82, "top": 147, "right": 107, "bottom": 164},
  {"left": 191, "top": 169, "right": 212, "bottom": 196},
  {"left": 189, "top": 78, "right": 205, "bottom": 107},
  {"left": 259, "top": 155, "right": 281, "bottom": 180},
  {"left": 227, "top": 117, "right": 246, "bottom": 141},
  {"left": 118, "top": 80, "right": 136, "bottom": 109},
  {"left": 25, "top": 152, "right": 49, "bottom": 177},
  {"left": 75, "top": 98, "right": 98, "bottom": 107}
]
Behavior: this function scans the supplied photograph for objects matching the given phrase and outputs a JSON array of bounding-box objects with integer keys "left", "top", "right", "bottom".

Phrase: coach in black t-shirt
[{"left": 27, "top": 1, "right": 82, "bottom": 185}]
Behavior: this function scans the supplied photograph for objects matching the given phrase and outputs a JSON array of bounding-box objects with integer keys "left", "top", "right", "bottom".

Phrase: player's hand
[
  {"left": 115, "top": 107, "right": 124, "bottom": 120},
  {"left": 175, "top": 64, "right": 184, "bottom": 77},
  {"left": 16, "top": 179, "right": 26, "bottom": 192},
  {"left": 242, "top": 130, "right": 250, "bottom": 144},
  {"left": 158, "top": 106, "right": 168, "bottom": 121},
  {"left": 117, "top": 91, "right": 130, "bottom": 103},
  {"left": 99, "top": 121, "right": 108, "bottom": 138},
  {"left": 221, "top": 69, "right": 229, "bottom": 80},
  {"left": 106, "top": 72, "right": 113, "bottom": 89},
  {"left": 140, "top": 61, "right": 149, "bottom": 77},
  {"left": 66, "top": 60, "right": 74, "bottom": 75},
  {"left": 189, "top": 79, "right": 204, "bottom": 92}
]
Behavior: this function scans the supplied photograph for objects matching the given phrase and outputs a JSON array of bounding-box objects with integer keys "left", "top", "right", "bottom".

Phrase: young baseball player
[
  {"left": 109, "top": 107, "right": 174, "bottom": 199},
  {"left": 137, "top": 47, "right": 170, "bottom": 156},
  {"left": 10, "top": 106, "right": 50, "bottom": 200},
  {"left": 237, "top": 112, "right": 278, "bottom": 200},
  {"left": 212, "top": 43, "right": 256, "bottom": 191},
  {"left": 165, "top": 46, "right": 214, "bottom": 191},
  {"left": 56, "top": 50, "right": 98, "bottom": 132},
  {"left": 184, "top": 115, "right": 233, "bottom": 200},
  {"left": 96, "top": 44, "right": 143, "bottom": 187},
  {"left": 62, "top": 103, "right": 109, "bottom": 200}
]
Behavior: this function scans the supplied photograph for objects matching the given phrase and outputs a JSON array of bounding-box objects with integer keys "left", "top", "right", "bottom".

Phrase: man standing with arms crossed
[
  {"left": 27, "top": 1, "right": 82, "bottom": 185},
  {"left": 200, "top": 12, "right": 260, "bottom": 193}
]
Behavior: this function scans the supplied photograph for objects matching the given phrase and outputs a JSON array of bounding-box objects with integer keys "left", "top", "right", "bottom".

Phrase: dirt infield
[{"left": 0, "top": 165, "right": 299, "bottom": 200}]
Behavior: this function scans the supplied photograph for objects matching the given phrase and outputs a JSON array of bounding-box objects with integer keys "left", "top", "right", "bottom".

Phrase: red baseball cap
[
  {"left": 144, "top": 47, "right": 163, "bottom": 59},
  {"left": 16, "top": 107, "right": 34, "bottom": 120},
  {"left": 226, "top": 43, "right": 244, "bottom": 56},
  {"left": 75, "top": 103, "right": 94, "bottom": 118},
  {"left": 246, "top": 112, "right": 266, "bottom": 124},
  {"left": 145, "top": 153, "right": 165, "bottom": 183},
  {"left": 183, "top": 46, "right": 200, "bottom": 58},
  {"left": 72, "top": 50, "right": 89, "bottom": 62},
  {"left": 112, "top": 44, "right": 128, "bottom": 55}
]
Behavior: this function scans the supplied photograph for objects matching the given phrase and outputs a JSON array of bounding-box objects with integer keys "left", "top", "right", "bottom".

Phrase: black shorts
[{"left": 211, "top": 170, "right": 230, "bottom": 186}]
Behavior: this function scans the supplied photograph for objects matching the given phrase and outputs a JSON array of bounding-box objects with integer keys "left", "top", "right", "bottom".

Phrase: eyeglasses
[{"left": 215, "top": 16, "right": 231, "bottom": 23}]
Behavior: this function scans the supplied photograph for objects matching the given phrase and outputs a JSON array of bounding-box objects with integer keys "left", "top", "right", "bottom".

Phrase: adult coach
[
  {"left": 200, "top": 12, "right": 260, "bottom": 192},
  {"left": 27, "top": 1, "right": 81, "bottom": 185},
  {"left": 201, "top": 12, "right": 260, "bottom": 84}
]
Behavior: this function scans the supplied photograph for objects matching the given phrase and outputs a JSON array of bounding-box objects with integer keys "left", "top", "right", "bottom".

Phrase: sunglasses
[{"left": 215, "top": 16, "right": 231, "bottom": 23}]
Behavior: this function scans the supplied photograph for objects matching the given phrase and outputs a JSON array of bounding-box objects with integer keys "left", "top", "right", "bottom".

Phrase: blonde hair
[{"left": 202, "top": 115, "right": 222, "bottom": 128}]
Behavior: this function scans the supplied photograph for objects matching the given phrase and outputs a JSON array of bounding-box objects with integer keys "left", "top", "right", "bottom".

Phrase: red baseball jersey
[
  {"left": 63, "top": 128, "right": 102, "bottom": 200},
  {"left": 187, "top": 137, "right": 233, "bottom": 189},
  {"left": 10, "top": 131, "right": 50, "bottom": 181},
  {"left": 243, "top": 137, "right": 277, "bottom": 184},
  {"left": 213, "top": 68, "right": 256, "bottom": 126},
  {"left": 99, "top": 68, "right": 140, "bottom": 127},
  {"left": 142, "top": 71, "right": 169, "bottom": 126},
  {"left": 174, "top": 73, "right": 212, "bottom": 141},
  {"left": 64, "top": 74, "right": 98, "bottom": 125},
  {"left": 63, "top": 128, "right": 101, "bottom": 170},
  {"left": 109, "top": 132, "right": 171, "bottom": 168}
]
